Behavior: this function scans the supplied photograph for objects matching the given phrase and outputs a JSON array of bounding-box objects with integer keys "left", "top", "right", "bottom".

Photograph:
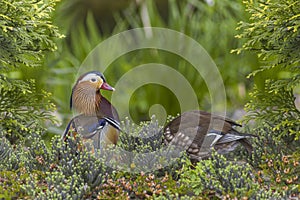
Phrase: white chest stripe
[{"left": 103, "top": 117, "right": 121, "bottom": 131}]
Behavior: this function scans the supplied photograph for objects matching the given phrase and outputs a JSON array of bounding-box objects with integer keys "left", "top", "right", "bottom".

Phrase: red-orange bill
[{"left": 101, "top": 82, "right": 115, "bottom": 91}]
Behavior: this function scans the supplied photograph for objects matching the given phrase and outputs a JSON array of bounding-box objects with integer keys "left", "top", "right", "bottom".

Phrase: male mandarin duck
[
  {"left": 62, "top": 71, "right": 120, "bottom": 150},
  {"left": 163, "top": 110, "right": 257, "bottom": 161}
]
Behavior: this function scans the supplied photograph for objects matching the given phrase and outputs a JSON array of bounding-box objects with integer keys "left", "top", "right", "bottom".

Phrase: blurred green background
[{"left": 9, "top": 0, "right": 260, "bottom": 134}]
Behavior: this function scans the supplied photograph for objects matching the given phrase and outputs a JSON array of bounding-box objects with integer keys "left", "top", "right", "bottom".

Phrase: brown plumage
[{"left": 163, "top": 110, "right": 257, "bottom": 161}]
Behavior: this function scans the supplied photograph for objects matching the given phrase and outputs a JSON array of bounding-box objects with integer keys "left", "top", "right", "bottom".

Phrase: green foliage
[
  {"left": 0, "top": 0, "right": 63, "bottom": 198},
  {"left": 0, "top": 169, "right": 34, "bottom": 199},
  {"left": 0, "top": 0, "right": 62, "bottom": 70},
  {"left": 232, "top": 0, "right": 300, "bottom": 198},
  {"left": 119, "top": 116, "right": 164, "bottom": 152},
  {"left": 0, "top": 134, "right": 109, "bottom": 199},
  {"left": 107, "top": 116, "right": 183, "bottom": 174},
  {"left": 0, "top": 75, "right": 56, "bottom": 144},
  {"left": 245, "top": 82, "right": 300, "bottom": 141},
  {"left": 180, "top": 151, "right": 260, "bottom": 199},
  {"left": 232, "top": 0, "right": 300, "bottom": 129},
  {"left": 1, "top": 115, "right": 298, "bottom": 199},
  {"left": 243, "top": 124, "right": 300, "bottom": 196},
  {"left": 233, "top": 0, "right": 300, "bottom": 146},
  {"left": 0, "top": 117, "right": 180, "bottom": 199},
  {"left": 0, "top": 133, "right": 50, "bottom": 199},
  {"left": 28, "top": 136, "right": 108, "bottom": 199},
  {"left": 179, "top": 149, "right": 298, "bottom": 199},
  {"left": 0, "top": 0, "right": 62, "bottom": 143},
  {"left": 233, "top": 0, "right": 300, "bottom": 83},
  {"left": 233, "top": 0, "right": 300, "bottom": 112},
  {"left": 235, "top": 0, "right": 300, "bottom": 162}
]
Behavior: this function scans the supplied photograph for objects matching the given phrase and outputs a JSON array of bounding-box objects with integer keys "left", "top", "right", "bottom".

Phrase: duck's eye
[{"left": 90, "top": 78, "right": 97, "bottom": 83}]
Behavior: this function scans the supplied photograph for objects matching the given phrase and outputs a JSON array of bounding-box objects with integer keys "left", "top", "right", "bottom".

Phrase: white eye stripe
[{"left": 79, "top": 73, "right": 102, "bottom": 83}]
